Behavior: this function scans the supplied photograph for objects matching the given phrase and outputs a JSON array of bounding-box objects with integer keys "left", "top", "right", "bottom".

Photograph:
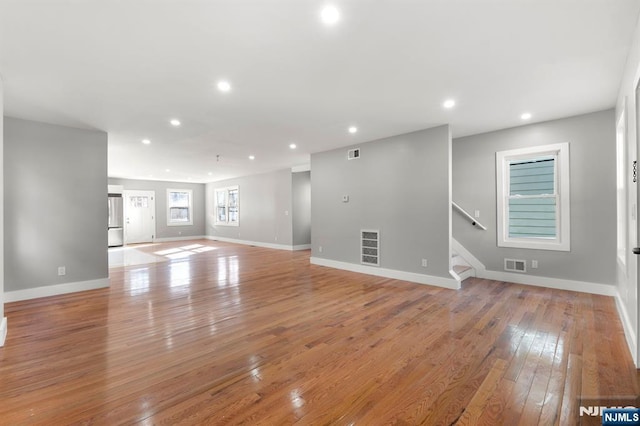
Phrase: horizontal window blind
[{"left": 508, "top": 158, "right": 556, "bottom": 239}]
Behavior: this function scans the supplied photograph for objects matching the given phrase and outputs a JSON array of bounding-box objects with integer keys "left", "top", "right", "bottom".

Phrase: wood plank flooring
[{"left": 0, "top": 240, "right": 637, "bottom": 425}]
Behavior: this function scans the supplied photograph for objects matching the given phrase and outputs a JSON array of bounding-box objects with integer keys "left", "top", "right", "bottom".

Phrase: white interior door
[
  {"left": 124, "top": 190, "right": 156, "bottom": 244},
  {"left": 616, "top": 94, "right": 639, "bottom": 366}
]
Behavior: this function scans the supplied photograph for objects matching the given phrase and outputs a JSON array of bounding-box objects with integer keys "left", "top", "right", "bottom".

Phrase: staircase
[
  {"left": 450, "top": 251, "right": 475, "bottom": 282},
  {"left": 450, "top": 202, "right": 486, "bottom": 284}
]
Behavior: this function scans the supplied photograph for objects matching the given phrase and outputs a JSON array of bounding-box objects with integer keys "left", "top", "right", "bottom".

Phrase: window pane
[
  {"left": 509, "top": 157, "right": 555, "bottom": 196},
  {"left": 131, "top": 196, "right": 149, "bottom": 208},
  {"left": 229, "top": 207, "right": 238, "bottom": 222},
  {"left": 217, "top": 206, "right": 227, "bottom": 222},
  {"left": 169, "top": 191, "right": 189, "bottom": 207},
  {"left": 216, "top": 190, "right": 226, "bottom": 207},
  {"left": 228, "top": 189, "right": 238, "bottom": 207},
  {"left": 170, "top": 207, "right": 190, "bottom": 222},
  {"left": 508, "top": 197, "right": 556, "bottom": 238}
]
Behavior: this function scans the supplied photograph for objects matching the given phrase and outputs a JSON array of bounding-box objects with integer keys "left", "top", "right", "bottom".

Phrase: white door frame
[{"left": 635, "top": 86, "right": 640, "bottom": 367}]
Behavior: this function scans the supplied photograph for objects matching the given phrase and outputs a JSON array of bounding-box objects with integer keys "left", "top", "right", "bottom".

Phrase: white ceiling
[{"left": 1, "top": 0, "right": 639, "bottom": 183}]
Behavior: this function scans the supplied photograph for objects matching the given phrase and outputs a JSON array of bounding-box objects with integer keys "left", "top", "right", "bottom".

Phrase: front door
[{"left": 124, "top": 190, "right": 156, "bottom": 244}]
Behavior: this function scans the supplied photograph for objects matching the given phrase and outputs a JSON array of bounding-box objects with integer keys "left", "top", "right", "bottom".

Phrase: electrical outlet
[
  {"left": 58, "top": 266, "right": 66, "bottom": 276},
  {"left": 421, "top": 259, "right": 428, "bottom": 267},
  {"left": 474, "top": 210, "right": 480, "bottom": 218},
  {"left": 531, "top": 260, "right": 538, "bottom": 269},
  {"left": 319, "top": 246, "right": 323, "bottom": 253}
]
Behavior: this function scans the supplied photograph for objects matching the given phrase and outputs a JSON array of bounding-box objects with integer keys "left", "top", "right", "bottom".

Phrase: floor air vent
[
  {"left": 361, "top": 230, "right": 379, "bottom": 266},
  {"left": 504, "top": 258, "right": 526, "bottom": 273}
]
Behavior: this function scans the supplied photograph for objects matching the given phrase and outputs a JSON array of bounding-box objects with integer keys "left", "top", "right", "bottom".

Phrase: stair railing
[{"left": 452, "top": 202, "right": 487, "bottom": 230}]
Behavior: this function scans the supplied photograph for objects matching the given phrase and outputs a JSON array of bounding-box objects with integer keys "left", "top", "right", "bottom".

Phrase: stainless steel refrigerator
[{"left": 108, "top": 194, "right": 124, "bottom": 247}]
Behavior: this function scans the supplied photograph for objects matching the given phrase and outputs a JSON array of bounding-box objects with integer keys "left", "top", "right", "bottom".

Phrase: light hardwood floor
[{"left": 0, "top": 240, "right": 637, "bottom": 425}]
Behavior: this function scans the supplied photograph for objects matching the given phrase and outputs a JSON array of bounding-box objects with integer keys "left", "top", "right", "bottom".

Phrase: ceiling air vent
[
  {"left": 504, "top": 258, "right": 526, "bottom": 273},
  {"left": 348, "top": 148, "right": 360, "bottom": 160},
  {"left": 361, "top": 229, "right": 379, "bottom": 266}
]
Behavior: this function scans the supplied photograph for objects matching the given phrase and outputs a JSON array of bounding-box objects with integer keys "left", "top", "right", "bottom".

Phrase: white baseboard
[
  {"left": 206, "top": 235, "right": 298, "bottom": 251},
  {"left": 0, "top": 317, "right": 6, "bottom": 347},
  {"left": 615, "top": 290, "right": 638, "bottom": 367},
  {"left": 310, "top": 257, "right": 460, "bottom": 290},
  {"left": 5, "top": 278, "right": 110, "bottom": 303},
  {"left": 154, "top": 235, "right": 207, "bottom": 243},
  {"left": 293, "top": 244, "right": 311, "bottom": 251},
  {"left": 452, "top": 239, "right": 616, "bottom": 296},
  {"left": 476, "top": 269, "right": 617, "bottom": 296}
]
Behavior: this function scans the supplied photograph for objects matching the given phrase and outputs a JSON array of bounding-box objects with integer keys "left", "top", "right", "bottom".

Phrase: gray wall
[
  {"left": 4, "top": 117, "right": 108, "bottom": 292},
  {"left": 311, "top": 125, "right": 452, "bottom": 278},
  {"left": 0, "top": 82, "right": 4, "bottom": 321},
  {"left": 206, "top": 169, "right": 293, "bottom": 246},
  {"left": 292, "top": 171, "right": 311, "bottom": 246},
  {"left": 453, "top": 109, "right": 616, "bottom": 285},
  {"left": 108, "top": 177, "right": 205, "bottom": 239}
]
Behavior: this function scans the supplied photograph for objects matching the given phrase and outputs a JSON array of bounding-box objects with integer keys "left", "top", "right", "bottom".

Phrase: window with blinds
[
  {"left": 508, "top": 156, "right": 557, "bottom": 239},
  {"left": 496, "top": 143, "right": 570, "bottom": 251}
]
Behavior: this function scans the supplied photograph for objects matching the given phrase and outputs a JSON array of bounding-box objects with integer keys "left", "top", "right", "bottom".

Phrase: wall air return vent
[
  {"left": 348, "top": 148, "right": 360, "bottom": 160},
  {"left": 504, "top": 258, "right": 526, "bottom": 273},
  {"left": 361, "top": 229, "right": 379, "bottom": 266}
]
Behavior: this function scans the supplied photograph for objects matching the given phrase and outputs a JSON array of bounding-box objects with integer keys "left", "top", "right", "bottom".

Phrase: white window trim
[
  {"left": 215, "top": 185, "right": 240, "bottom": 227},
  {"left": 166, "top": 188, "right": 193, "bottom": 226},
  {"left": 496, "top": 142, "right": 570, "bottom": 251}
]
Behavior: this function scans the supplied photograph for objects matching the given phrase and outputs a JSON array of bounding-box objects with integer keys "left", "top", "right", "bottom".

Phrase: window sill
[
  {"left": 498, "top": 239, "right": 570, "bottom": 252},
  {"left": 167, "top": 222, "right": 194, "bottom": 227}
]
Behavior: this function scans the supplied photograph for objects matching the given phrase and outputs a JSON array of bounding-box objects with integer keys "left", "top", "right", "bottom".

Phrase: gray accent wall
[
  {"left": 292, "top": 171, "right": 311, "bottom": 246},
  {"left": 4, "top": 117, "right": 108, "bottom": 292},
  {"left": 108, "top": 178, "right": 205, "bottom": 239},
  {"left": 311, "top": 125, "right": 452, "bottom": 278},
  {"left": 452, "top": 109, "right": 616, "bottom": 285},
  {"left": 206, "top": 169, "right": 293, "bottom": 246}
]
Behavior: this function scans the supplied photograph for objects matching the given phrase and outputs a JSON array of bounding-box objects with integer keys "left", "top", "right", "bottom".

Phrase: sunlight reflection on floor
[
  {"left": 109, "top": 243, "right": 218, "bottom": 268},
  {"left": 108, "top": 246, "right": 164, "bottom": 268}
]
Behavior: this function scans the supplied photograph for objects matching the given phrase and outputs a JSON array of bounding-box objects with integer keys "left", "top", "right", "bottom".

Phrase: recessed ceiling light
[
  {"left": 170, "top": 119, "right": 181, "bottom": 126},
  {"left": 443, "top": 99, "right": 456, "bottom": 109},
  {"left": 521, "top": 112, "right": 532, "bottom": 120},
  {"left": 320, "top": 5, "right": 340, "bottom": 25},
  {"left": 289, "top": 143, "right": 297, "bottom": 149},
  {"left": 217, "top": 80, "right": 232, "bottom": 92},
  {"left": 249, "top": 155, "right": 255, "bottom": 160},
  {"left": 142, "top": 139, "right": 151, "bottom": 145},
  {"left": 165, "top": 169, "right": 171, "bottom": 172},
  {"left": 348, "top": 126, "right": 358, "bottom": 134},
  {"left": 208, "top": 172, "right": 212, "bottom": 176}
]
